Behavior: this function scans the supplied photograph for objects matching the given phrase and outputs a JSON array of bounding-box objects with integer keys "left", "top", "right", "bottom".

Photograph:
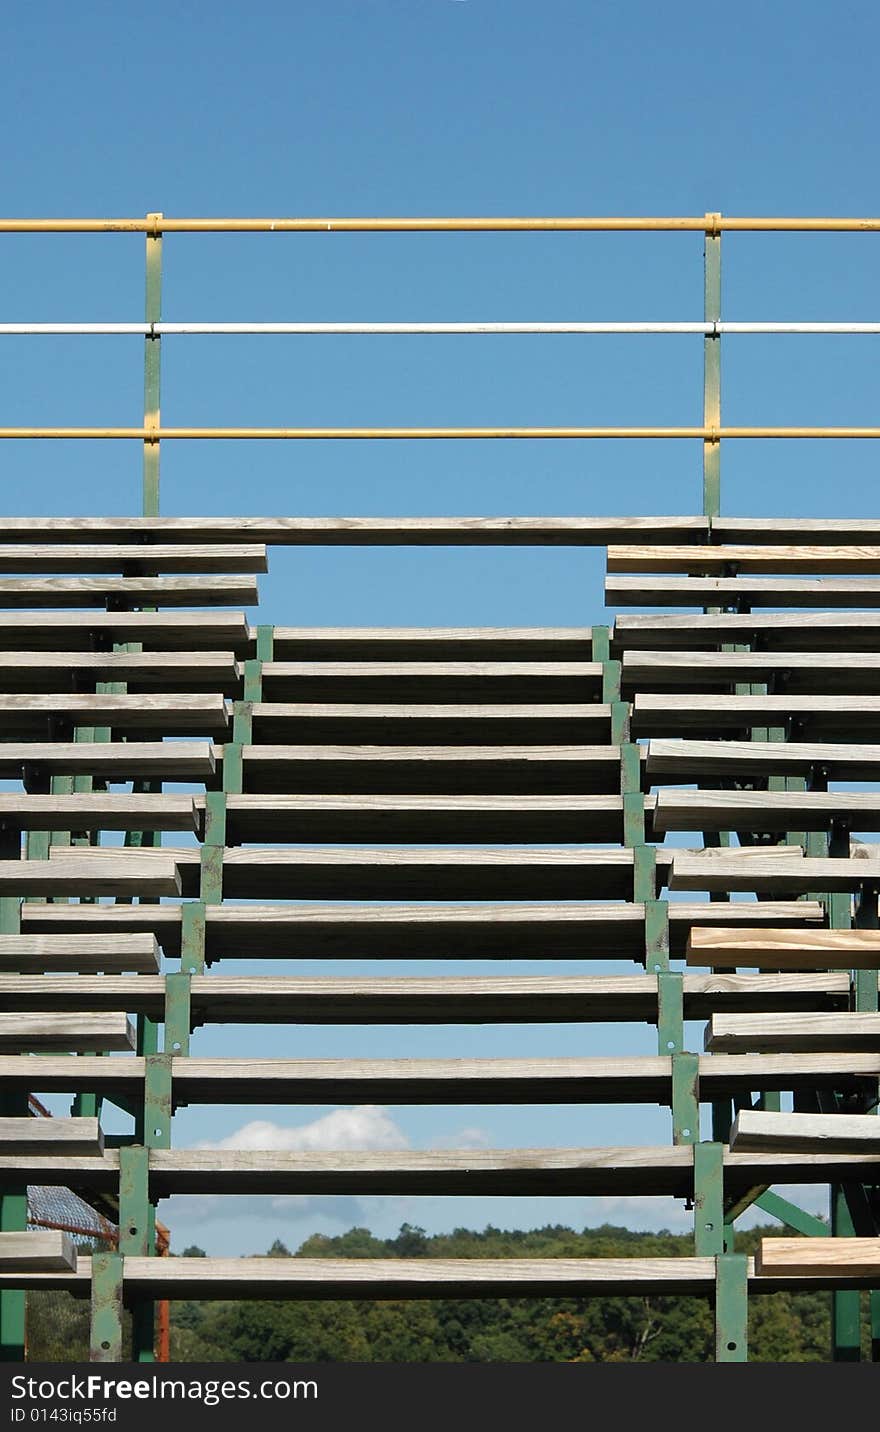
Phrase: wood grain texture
[
  {"left": 756, "top": 1238, "right": 880, "bottom": 1278},
  {"left": 0, "top": 793, "right": 197, "bottom": 833},
  {"left": 19, "top": 898, "right": 824, "bottom": 961},
  {"left": 622, "top": 648, "right": 880, "bottom": 695},
  {"left": 0, "top": 649, "right": 241, "bottom": 695},
  {"left": 0, "top": 971, "right": 851, "bottom": 1022},
  {"left": 647, "top": 737, "right": 880, "bottom": 781},
  {"left": 706, "top": 1012, "right": 880, "bottom": 1053},
  {"left": 0, "top": 1012, "right": 135, "bottom": 1052},
  {"left": 261, "top": 660, "right": 603, "bottom": 704},
  {"left": 687, "top": 927, "right": 880, "bottom": 971},
  {"left": 608, "top": 574, "right": 880, "bottom": 608},
  {"left": 714, "top": 517, "right": 880, "bottom": 545},
  {"left": 634, "top": 693, "right": 880, "bottom": 738},
  {"left": 0, "top": 1117, "right": 103, "bottom": 1155},
  {"left": 0, "top": 576, "right": 257, "bottom": 608},
  {"left": 608, "top": 543, "right": 880, "bottom": 574},
  {"left": 655, "top": 789, "right": 880, "bottom": 834},
  {"left": 731, "top": 1110, "right": 880, "bottom": 1152},
  {"left": 240, "top": 743, "right": 634, "bottom": 795},
  {"left": 0, "top": 543, "right": 267, "bottom": 573},
  {"left": 0, "top": 933, "right": 160, "bottom": 973},
  {"left": 614, "top": 611, "right": 880, "bottom": 653},
  {"left": 0, "top": 611, "right": 250, "bottom": 653},
  {"left": 671, "top": 851, "right": 878, "bottom": 893},
  {"left": 0, "top": 1232, "right": 76, "bottom": 1273},
  {"left": 0, "top": 693, "right": 228, "bottom": 733},
  {"left": 0, "top": 857, "right": 181, "bottom": 896},
  {"left": 270, "top": 627, "right": 596, "bottom": 662},
  {"left": 218, "top": 793, "right": 632, "bottom": 844},
  {"left": 0, "top": 742, "right": 215, "bottom": 778},
  {"left": 249, "top": 702, "right": 611, "bottom": 745}
]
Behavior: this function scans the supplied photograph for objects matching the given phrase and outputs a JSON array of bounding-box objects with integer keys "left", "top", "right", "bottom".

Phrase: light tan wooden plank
[
  {"left": 0, "top": 1117, "right": 103, "bottom": 1155},
  {"left": 0, "top": 693, "right": 227, "bottom": 733},
  {"left": 0, "top": 1013, "right": 135, "bottom": 1053},
  {"left": 731, "top": 1110, "right": 880, "bottom": 1152},
  {"left": 0, "top": 611, "right": 250, "bottom": 653},
  {"left": 261, "top": 660, "right": 603, "bottom": 703},
  {"left": 0, "top": 1232, "right": 76, "bottom": 1273},
  {"left": 0, "top": 933, "right": 160, "bottom": 973},
  {"left": 0, "top": 858, "right": 180, "bottom": 897},
  {"left": 715, "top": 518, "right": 880, "bottom": 545},
  {"left": 647, "top": 737, "right": 880, "bottom": 781},
  {"left": 623, "top": 648, "right": 880, "bottom": 695},
  {"left": 0, "top": 543, "right": 267, "bottom": 573},
  {"left": 0, "top": 576, "right": 257, "bottom": 608},
  {"left": 0, "top": 742, "right": 215, "bottom": 778},
  {"left": 0, "top": 649, "right": 241, "bottom": 695},
  {"left": 687, "top": 927, "right": 880, "bottom": 970},
  {"left": 608, "top": 544, "right": 880, "bottom": 574},
  {"left": 614, "top": 611, "right": 880, "bottom": 652},
  {"left": 270, "top": 627, "right": 596, "bottom": 661},
  {"left": 756, "top": 1238, "right": 880, "bottom": 1278},
  {"left": 635, "top": 693, "right": 880, "bottom": 737},
  {"left": 706, "top": 1012, "right": 880, "bottom": 1052},
  {"left": 671, "top": 851, "right": 877, "bottom": 893},
  {"left": 249, "top": 702, "right": 611, "bottom": 744}
]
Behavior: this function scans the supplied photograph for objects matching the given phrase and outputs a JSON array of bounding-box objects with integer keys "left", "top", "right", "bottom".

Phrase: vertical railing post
[
  {"left": 702, "top": 212, "right": 722, "bottom": 520},
  {"left": 143, "top": 212, "right": 163, "bottom": 517}
]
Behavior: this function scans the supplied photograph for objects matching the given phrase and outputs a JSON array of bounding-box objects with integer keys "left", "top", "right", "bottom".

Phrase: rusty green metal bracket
[
  {"left": 118, "top": 1146, "right": 151, "bottom": 1256},
  {"left": 164, "top": 972, "right": 192, "bottom": 1055},
  {"left": 657, "top": 970, "right": 683, "bottom": 1053},
  {"left": 671, "top": 1052, "right": 699, "bottom": 1145},
  {"left": 644, "top": 899, "right": 669, "bottom": 974},
  {"left": 714, "top": 1254, "right": 748, "bottom": 1362},
  {"left": 90, "top": 1252, "right": 124, "bottom": 1362},
  {"left": 232, "top": 700, "right": 253, "bottom": 746},
  {"left": 694, "top": 1142, "right": 725, "bottom": 1255},
  {"left": 632, "top": 843, "right": 656, "bottom": 903},
  {"left": 180, "top": 900, "right": 206, "bottom": 975},
  {"left": 143, "top": 1054, "right": 173, "bottom": 1149}
]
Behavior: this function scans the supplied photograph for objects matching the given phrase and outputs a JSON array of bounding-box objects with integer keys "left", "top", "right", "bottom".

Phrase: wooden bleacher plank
[
  {"left": 756, "top": 1239, "right": 880, "bottom": 1279},
  {"left": 0, "top": 793, "right": 197, "bottom": 833},
  {"left": 622, "top": 649, "right": 880, "bottom": 694},
  {"left": 654, "top": 789, "right": 880, "bottom": 835},
  {"left": 0, "top": 857, "right": 181, "bottom": 897},
  {"left": 0, "top": 649, "right": 241, "bottom": 694},
  {"left": 261, "top": 661, "right": 603, "bottom": 704},
  {"left": 0, "top": 1232, "right": 77, "bottom": 1274},
  {"left": 646, "top": 737, "right": 880, "bottom": 782},
  {"left": 634, "top": 693, "right": 880, "bottom": 739},
  {"left": 269, "top": 628, "right": 595, "bottom": 661},
  {"left": 0, "top": 611, "right": 251, "bottom": 652},
  {"left": 0, "top": 516, "right": 708, "bottom": 546},
  {"left": 239, "top": 744, "right": 634, "bottom": 794},
  {"left": 248, "top": 702, "right": 612, "bottom": 745},
  {"left": 0, "top": 543, "right": 267, "bottom": 573},
  {"left": 670, "top": 851, "right": 879, "bottom": 894},
  {"left": 0, "top": 576, "right": 258, "bottom": 608},
  {"left": 1, "top": 971, "right": 851, "bottom": 1022},
  {"left": 731, "top": 1110, "right": 880, "bottom": 1152},
  {"left": 0, "top": 933, "right": 160, "bottom": 973},
  {"left": 608, "top": 575, "right": 880, "bottom": 609},
  {"left": 714, "top": 518, "right": 880, "bottom": 545},
  {"left": 608, "top": 544, "right": 880, "bottom": 574},
  {"left": 0, "top": 741, "right": 215, "bottom": 779},
  {"left": 706, "top": 1012, "right": 880, "bottom": 1053},
  {"left": 20, "top": 898, "right": 825, "bottom": 961},
  {"left": 218, "top": 793, "right": 632, "bottom": 844},
  {"left": 0, "top": 1012, "right": 135, "bottom": 1052},
  {"left": 614, "top": 611, "right": 880, "bottom": 652},
  {"left": 687, "top": 927, "right": 880, "bottom": 971},
  {"left": 0, "top": 693, "right": 228, "bottom": 734},
  {"left": 0, "top": 1116, "right": 103, "bottom": 1156}
]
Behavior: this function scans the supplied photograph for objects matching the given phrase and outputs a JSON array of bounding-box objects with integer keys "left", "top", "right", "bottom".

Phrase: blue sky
[{"left": 10, "top": 0, "right": 880, "bottom": 1250}]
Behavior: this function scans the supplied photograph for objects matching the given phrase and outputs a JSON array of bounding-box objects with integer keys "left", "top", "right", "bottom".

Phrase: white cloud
[
  {"left": 193, "top": 1105, "right": 409, "bottom": 1153},
  {"left": 428, "top": 1126, "right": 491, "bottom": 1150}
]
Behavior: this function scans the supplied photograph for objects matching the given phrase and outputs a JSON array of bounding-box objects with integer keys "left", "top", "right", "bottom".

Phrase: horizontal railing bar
[
  {"left": 3, "top": 322, "right": 880, "bottom": 336},
  {"left": 3, "top": 427, "right": 880, "bottom": 440},
  {"left": 1, "top": 217, "right": 880, "bottom": 233}
]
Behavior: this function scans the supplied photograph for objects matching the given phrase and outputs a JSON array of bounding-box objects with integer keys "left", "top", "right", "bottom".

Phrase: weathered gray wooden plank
[
  {"left": 20, "top": 898, "right": 825, "bottom": 961},
  {"left": 0, "top": 857, "right": 180, "bottom": 897},
  {"left": 261, "top": 660, "right": 603, "bottom": 704},
  {"left": 270, "top": 628, "right": 596, "bottom": 661},
  {"left": 608, "top": 575, "right": 880, "bottom": 608},
  {"left": 0, "top": 576, "right": 257, "bottom": 608},
  {"left": 0, "top": 742, "right": 215, "bottom": 778},
  {"left": 622, "top": 649, "right": 880, "bottom": 694},
  {"left": 0, "top": 1117, "right": 103, "bottom": 1156},
  {"left": 647, "top": 737, "right": 880, "bottom": 781},
  {"left": 0, "top": 693, "right": 228, "bottom": 733},
  {"left": 671, "top": 851, "right": 878, "bottom": 894},
  {"left": 707, "top": 1012, "right": 880, "bottom": 1052},
  {"left": 0, "top": 611, "right": 250, "bottom": 653},
  {"left": 0, "top": 1013, "right": 135, "bottom": 1053},
  {"left": 634, "top": 693, "right": 880, "bottom": 738},
  {"left": 0, "top": 793, "right": 197, "bottom": 833},
  {"left": 249, "top": 702, "right": 611, "bottom": 745},
  {"left": 0, "top": 649, "right": 241, "bottom": 694},
  {"left": 731, "top": 1110, "right": 880, "bottom": 1152},
  {"left": 608, "top": 543, "right": 880, "bottom": 574},
  {"left": 655, "top": 789, "right": 880, "bottom": 834},
  {"left": 0, "top": 933, "right": 160, "bottom": 973},
  {"left": 0, "top": 1232, "right": 76, "bottom": 1273},
  {"left": 0, "top": 543, "right": 267, "bottom": 573},
  {"left": 614, "top": 611, "right": 880, "bottom": 653}
]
